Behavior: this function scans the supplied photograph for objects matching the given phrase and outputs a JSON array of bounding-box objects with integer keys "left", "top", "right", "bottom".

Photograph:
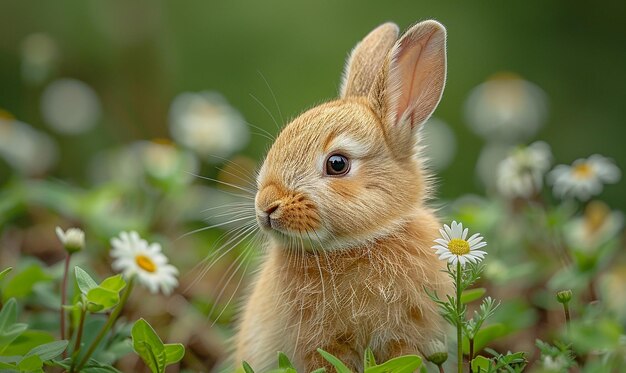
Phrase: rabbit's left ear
[
  {"left": 369, "top": 20, "right": 447, "bottom": 158},
  {"left": 340, "top": 22, "right": 399, "bottom": 98}
]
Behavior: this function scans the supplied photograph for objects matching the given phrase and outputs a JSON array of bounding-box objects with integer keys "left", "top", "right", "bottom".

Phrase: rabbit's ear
[
  {"left": 369, "top": 20, "right": 447, "bottom": 158},
  {"left": 340, "top": 22, "right": 399, "bottom": 98}
]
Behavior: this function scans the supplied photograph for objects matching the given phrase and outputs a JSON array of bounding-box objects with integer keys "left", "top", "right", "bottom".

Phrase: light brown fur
[{"left": 234, "top": 20, "right": 452, "bottom": 372}]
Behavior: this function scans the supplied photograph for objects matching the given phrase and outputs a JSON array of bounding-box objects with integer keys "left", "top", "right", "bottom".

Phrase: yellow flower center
[
  {"left": 135, "top": 255, "right": 157, "bottom": 273},
  {"left": 573, "top": 163, "right": 593, "bottom": 179},
  {"left": 448, "top": 238, "right": 470, "bottom": 256}
]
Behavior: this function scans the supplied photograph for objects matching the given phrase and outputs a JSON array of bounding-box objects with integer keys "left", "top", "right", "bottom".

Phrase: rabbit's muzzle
[{"left": 256, "top": 183, "right": 322, "bottom": 234}]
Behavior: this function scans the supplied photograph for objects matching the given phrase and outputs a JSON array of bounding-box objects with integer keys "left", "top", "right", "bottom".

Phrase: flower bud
[
  {"left": 56, "top": 226, "right": 85, "bottom": 254},
  {"left": 556, "top": 289, "right": 572, "bottom": 304},
  {"left": 424, "top": 339, "right": 448, "bottom": 366}
]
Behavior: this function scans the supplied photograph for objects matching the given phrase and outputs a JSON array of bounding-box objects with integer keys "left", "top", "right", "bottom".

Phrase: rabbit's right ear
[
  {"left": 368, "top": 20, "right": 447, "bottom": 159},
  {"left": 340, "top": 22, "right": 399, "bottom": 98}
]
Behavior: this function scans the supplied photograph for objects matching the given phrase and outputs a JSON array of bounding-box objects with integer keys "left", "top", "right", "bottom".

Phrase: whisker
[
  {"left": 215, "top": 166, "right": 258, "bottom": 192},
  {"left": 201, "top": 202, "right": 254, "bottom": 214},
  {"left": 189, "top": 173, "right": 256, "bottom": 195},
  {"left": 257, "top": 70, "right": 285, "bottom": 125},
  {"left": 181, "top": 216, "right": 256, "bottom": 238},
  {"left": 209, "top": 235, "right": 259, "bottom": 326},
  {"left": 249, "top": 93, "right": 280, "bottom": 130},
  {"left": 194, "top": 224, "right": 259, "bottom": 284},
  {"left": 183, "top": 223, "right": 258, "bottom": 292}
]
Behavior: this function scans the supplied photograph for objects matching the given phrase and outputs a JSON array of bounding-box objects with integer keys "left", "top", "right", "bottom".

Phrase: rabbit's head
[{"left": 255, "top": 20, "right": 447, "bottom": 250}]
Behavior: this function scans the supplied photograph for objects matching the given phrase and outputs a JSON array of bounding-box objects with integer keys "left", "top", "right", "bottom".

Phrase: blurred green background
[{"left": 1, "top": 0, "right": 624, "bottom": 207}]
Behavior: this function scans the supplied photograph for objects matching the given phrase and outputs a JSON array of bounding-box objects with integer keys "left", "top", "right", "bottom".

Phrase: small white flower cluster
[{"left": 495, "top": 143, "right": 620, "bottom": 201}]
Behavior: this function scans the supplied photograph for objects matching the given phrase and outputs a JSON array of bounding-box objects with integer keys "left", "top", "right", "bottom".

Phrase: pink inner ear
[{"left": 392, "top": 28, "right": 445, "bottom": 129}]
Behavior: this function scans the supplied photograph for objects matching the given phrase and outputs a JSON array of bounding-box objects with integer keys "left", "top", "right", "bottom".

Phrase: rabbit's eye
[{"left": 325, "top": 154, "right": 350, "bottom": 176}]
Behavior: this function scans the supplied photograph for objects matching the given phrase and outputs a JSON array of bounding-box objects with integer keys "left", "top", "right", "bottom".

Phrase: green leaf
[
  {"left": 1, "top": 330, "right": 55, "bottom": 356},
  {"left": 278, "top": 351, "right": 295, "bottom": 369},
  {"left": 0, "top": 323, "right": 28, "bottom": 353},
  {"left": 0, "top": 267, "right": 12, "bottom": 283},
  {"left": 163, "top": 343, "right": 184, "bottom": 365},
  {"left": 461, "top": 288, "right": 486, "bottom": 304},
  {"left": 86, "top": 287, "right": 119, "bottom": 312},
  {"left": 310, "top": 369, "right": 326, "bottom": 373},
  {"left": 75, "top": 267, "right": 98, "bottom": 295},
  {"left": 0, "top": 361, "right": 17, "bottom": 369},
  {"left": 18, "top": 354, "right": 43, "bottom": 372},
  {"left": 471, "top": 356, "right": 493, "bottom": 373},
  {"left": 132, "top": 318, "right": 165, "bottom": 373},
  {"left": 2, "top": 265, "right": 51, "bottom": 301},
  {"left": 317, "top": 349, "right": 352, "bottom": 373},
  {"left": 463, "top": 323, "right": 507, "bottom": 354},
  {"left": 0, "top": 298, "right": 18, "bottom": 332},
  {"left": 24, "top": 340, "right": 68, "bottom": 361},
  {"left": 0, "top": 298, "right": 28, "bottom": 353},
  {"left": 0, "top": 355, "right": 21, "bottom": 363},
  {"left": 363, "top": 347, "right": 376, "bottom": 369},
  {"left": 366, "top": 355, "right": 422, "bottom": 373},
  {"left": 242, "top": 361, "right": 255, "bottom": 373},
  {"left": 49, "top": 358, "right": 122, "bottom": 372},
  {"left": 99, "top": 275, "right": 126, "bottom": 293}
]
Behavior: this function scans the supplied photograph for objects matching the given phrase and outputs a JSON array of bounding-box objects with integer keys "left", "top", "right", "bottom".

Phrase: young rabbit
[{"left": 235, "top": 20, "right": 452, "bottom": 372}]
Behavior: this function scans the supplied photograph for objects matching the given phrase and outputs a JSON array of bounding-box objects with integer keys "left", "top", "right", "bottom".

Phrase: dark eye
[{"left": 325, "top": 154, "right": 350, "bottom": 176}]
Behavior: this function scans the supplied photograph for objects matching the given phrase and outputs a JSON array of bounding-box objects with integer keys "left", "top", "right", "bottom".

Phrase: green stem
[
  {"left": 61, "top": 254, "right": 72, "bottom": 357},
  {"left": 469, "top": 338, "right": 474, "bottom": 373},
  {"left": 75, "top": 277, "right": 135, "bottom": 372},
  {"left": 69, "top": 307, "right": 87, "bottom": 373},
  {"left": 456, "top": 260, "right": 463, "bottom": 373},
  {"left": 563, "top": 302, "right": 571, "bottom": 334}
]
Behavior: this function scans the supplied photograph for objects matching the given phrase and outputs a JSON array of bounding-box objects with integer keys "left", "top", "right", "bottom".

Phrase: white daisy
[
  {"left": 110, "top": 231, "right": 179, "bottom": 295},
  {"left": 55, "top": 226, "right": 85, "bottom": 253},
  {"left": 433, "top": 221, "right": 487, "bottom": 266},
  {"left": 549, "top": 155, "right": 621, "bottom": 201},
  {"left": 496, "top": 141, "right": 552, "bottom": 198}
]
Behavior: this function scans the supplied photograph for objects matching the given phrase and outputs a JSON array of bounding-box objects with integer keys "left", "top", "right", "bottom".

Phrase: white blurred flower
[
  {"left": 21, "top": 33, "right": 59, "bottom": 84},
  {"left": 89, "top": 140, "right": 199, "bottom": 186},
  {"left": 55, "top": 227, "right": 85, "bottom": 253},
  {"left": 549, "top": 155, "right": 620, "bottom": 201},
  {"left": 541, "top": 355, "right": 569, "bottom": 372},
  {"left": 433, "top": 221, "right": 487, "bottom": 266},
  {"left": 476, "top": 143, "right": 511, "bottom": 190},
  {"left": 138, "top": 140, "right": 199, "bottom": 182},
  {"left": 564, "top": 200, "right": 623, "bottom": 252},
  {"left": 0, "top": 117, "right": 58, "bottom": 175},
  {"left": 465, "top": 73, "right": 548, "bottom": 143},
  {"left": 496, "top": 141, "right": 552, "bottom": 198},
  {"left": 110, "top": 231, "right": 179, "bottom": 295},
  {"left": 421, "top": 118, "right": 457, "bottom": 171},
  {"left": 41, "top": 78, "right": 102, "bottom": 134},
  {"left": 169, "top": 91, "right": 249, "bottom": 160}
]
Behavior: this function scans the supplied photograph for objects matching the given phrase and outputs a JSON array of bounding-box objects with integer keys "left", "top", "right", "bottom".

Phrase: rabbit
[{"left": 234, "top": 20, "right": 452, "bottom": 372}]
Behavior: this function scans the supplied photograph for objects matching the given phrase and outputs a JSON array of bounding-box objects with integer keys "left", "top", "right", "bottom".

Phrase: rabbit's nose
[{"left": 265, "top": 204, "right": 280, "bottom": 216}]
